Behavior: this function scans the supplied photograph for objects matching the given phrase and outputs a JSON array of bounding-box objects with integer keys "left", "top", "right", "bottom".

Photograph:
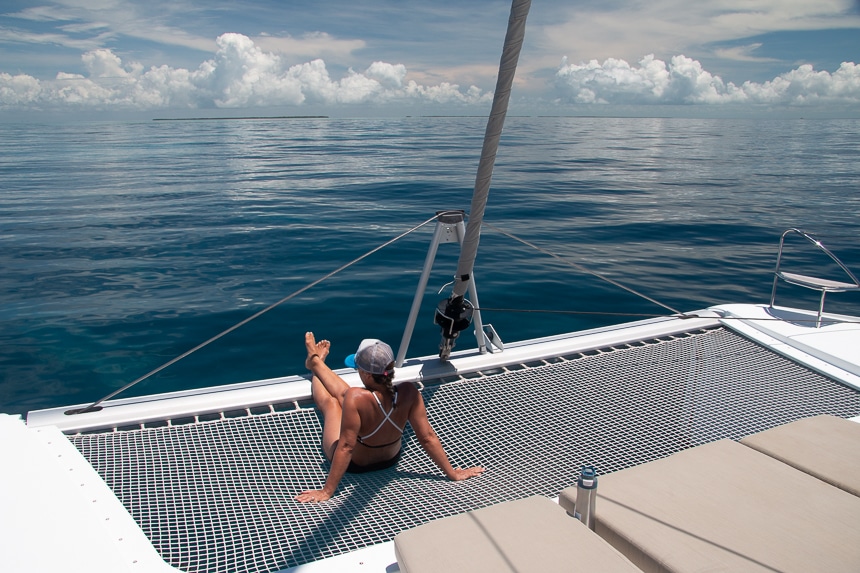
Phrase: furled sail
[{"left": 435, "top": 0, "right": 532, "bottom": 359}]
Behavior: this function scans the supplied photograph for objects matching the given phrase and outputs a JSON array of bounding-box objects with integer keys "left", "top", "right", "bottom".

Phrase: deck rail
[{"left": 769, "top": 228, "right": 860, "bottom": 327}]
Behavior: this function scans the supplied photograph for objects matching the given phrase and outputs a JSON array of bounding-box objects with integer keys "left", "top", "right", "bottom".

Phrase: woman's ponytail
[{"left": 371, "top": 362, "right": 396, "bottom": 404}]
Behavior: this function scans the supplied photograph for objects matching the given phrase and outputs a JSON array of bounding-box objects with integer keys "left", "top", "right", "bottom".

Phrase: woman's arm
[
  {"left": 295, "top": 391, "right": 362, "bottom": 502},
  {"left": 407, "top": 389, "right": 484, "bottom": 481}
]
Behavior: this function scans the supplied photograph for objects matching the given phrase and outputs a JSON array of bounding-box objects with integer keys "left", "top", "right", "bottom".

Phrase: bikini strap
[{"left": 359, "top": 390, "right": 404, "bottom": 442}]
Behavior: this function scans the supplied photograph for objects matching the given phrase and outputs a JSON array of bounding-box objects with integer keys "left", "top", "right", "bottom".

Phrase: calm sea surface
[{"left": 2, "top": 116, "right": 859, "bottom": 415}]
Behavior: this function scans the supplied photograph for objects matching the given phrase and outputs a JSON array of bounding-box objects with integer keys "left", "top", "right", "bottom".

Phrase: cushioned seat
[
  {"left": 393, "top": 495, "right": 642, "bottom": 573},
  {"left": 740, "top": 414, "right": 860, "bottom": 496},
  {"left": 558, "top": 439, "right": 860, "bottom": 572}
]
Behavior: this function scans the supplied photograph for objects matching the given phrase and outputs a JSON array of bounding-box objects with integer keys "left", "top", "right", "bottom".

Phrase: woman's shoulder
[
  {"left": 394, "top": 381, "right": 420, "bottom": 400},
  {"left": 343, "top": 386, "right": 373, "bottom": 405}
]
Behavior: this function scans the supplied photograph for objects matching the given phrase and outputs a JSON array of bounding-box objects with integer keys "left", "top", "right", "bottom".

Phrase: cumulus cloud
[
  {"left": 0, "top": 33, "right": 489, "bottom": 111},
  {"left": 2, "top": 34, "right": 858, "bottom": 112},
  {"left": 197, "top": 33, "right": 304, "bottom": 107},
  {"left": 555, "top": 54, "right": 860, "bottom": 105},
  {"left": 0, "top": 73, "right": 42, "bottom": 106}
]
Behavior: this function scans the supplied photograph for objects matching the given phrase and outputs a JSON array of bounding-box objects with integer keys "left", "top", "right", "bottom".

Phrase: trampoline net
[{"left": 71, "top": 327, "right": 860, "bottom": 573}]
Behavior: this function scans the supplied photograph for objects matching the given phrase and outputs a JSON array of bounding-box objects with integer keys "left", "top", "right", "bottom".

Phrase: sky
[{"left": 1, "top": 0, "right": 859, "bottom": 118}]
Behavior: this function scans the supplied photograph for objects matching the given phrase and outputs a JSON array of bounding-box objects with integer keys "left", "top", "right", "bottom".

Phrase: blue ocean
[{"left": 2, "top": 116, "right": 859, "bottom": 416}]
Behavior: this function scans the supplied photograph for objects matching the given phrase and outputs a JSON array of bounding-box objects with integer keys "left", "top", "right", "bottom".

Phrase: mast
[{"left": 434, "top": 0, "right": 532, "bottom": 359}]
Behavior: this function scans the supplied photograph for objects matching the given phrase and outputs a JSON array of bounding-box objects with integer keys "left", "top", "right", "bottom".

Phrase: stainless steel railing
[{"left": 769, "top": 228, "right": 860, "bottom": 327}]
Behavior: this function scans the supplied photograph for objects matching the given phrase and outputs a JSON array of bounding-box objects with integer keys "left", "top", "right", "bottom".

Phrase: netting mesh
[{"left": 71, "top": 327, "right": 860, "bottom": 573}]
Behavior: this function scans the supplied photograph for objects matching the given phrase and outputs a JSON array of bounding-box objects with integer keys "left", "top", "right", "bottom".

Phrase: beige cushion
[
  {"left": 741, "top": 414, "right": 860, "bottom": 496},
  {"left": 394, "top": 495, "right": 642, "bottom": 573},
  {"left": 559, "top": 439, "right": 860, "bottom": 572}
]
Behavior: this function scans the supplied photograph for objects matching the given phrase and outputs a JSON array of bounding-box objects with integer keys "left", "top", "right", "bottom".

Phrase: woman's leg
[
  {"left": 305, "top": 332, "right": 351, "bottom": 404},
  {"left": 312, "top": 375, "right": 342, "bottom": 461},
  {"left": 306, "top": 332, "right": 349, "bottom": 460}
]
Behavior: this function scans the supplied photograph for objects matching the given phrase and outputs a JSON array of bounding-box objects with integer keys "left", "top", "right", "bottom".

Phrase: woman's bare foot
[{"left": 305, "top": 332, "right": 331, "bottom": 370}]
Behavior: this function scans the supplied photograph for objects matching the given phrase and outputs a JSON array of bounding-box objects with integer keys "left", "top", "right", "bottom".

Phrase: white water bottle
[{"left": 573, "top": 465, "right": 598, "bottom": 530}]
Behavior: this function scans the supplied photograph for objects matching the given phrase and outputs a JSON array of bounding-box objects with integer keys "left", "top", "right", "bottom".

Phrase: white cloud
[
  {"left": 0, "top": 26, "right": 107, "bottom": 51},
  {"left": 82, "top": 48, "right": 137, "bottom": 77},
  {"left": 195, "top": 33, "right": 304, "bottom": 107},
  {"left": 59, "top": 21, "right": 111, "bottom": 34},
  {"left": 2, "top": 32, "right": 858, "bottom": 112},
  {"left": 255, "top": 32, "right": 366, "bottom": 63},
  {"left": 365, "top": 61, "right": 407, "bottom": 90},
  {"left": 537, "top": 0, "right": 860, "bottom": 66},
  {"left": 555, "top": 54, "right": 860, "bottom": 105},
  {"left": 742, "top": 62, "right": 860, "bottom": 104},
  {"left": 6, "top": 2, "right": 216, "bottom": 53},
  {"left": 0, "top": 33, "right": 489, "bottom": 111},
  {"left": 713, "top": 43, "right": 779, "bottom": 63},
  {"left": 0, "top": 73, "right": 42, "bottom": 106},
  {"left": 4, "top": 6, "right": 77, "bottom": 22}
]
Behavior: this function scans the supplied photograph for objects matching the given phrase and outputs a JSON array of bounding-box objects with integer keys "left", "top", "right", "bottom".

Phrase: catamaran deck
[{"left": 64, "top": 324, "right": 860, "bottom": 573}]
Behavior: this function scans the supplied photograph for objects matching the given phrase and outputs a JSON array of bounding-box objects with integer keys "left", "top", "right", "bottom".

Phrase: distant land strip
[{"left": 153, "top": 116, "right": 328, "bottom": 121}]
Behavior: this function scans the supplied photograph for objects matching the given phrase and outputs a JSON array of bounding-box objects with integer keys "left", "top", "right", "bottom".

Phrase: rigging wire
[
  {"left": 68, "top": 212, "right": 859, "bottom": 414},
  {"left": 67, "top": 212, "right": 449, "bottom": 415},
  {"left": 472, "top": 307, "right": 674, "bottom": 318},
  {"left": 479, "top": 224, "right": 860, "bottom": 324},
  {"left": 483, "top": 222, "right": 687, "bottom": 316},
  {"left": 470, "top": 306, "right": 860, "bottom": 324}
]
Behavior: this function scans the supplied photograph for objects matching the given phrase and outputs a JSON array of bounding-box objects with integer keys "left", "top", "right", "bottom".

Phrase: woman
[{"left": 295, "top": 332, "right": 484, "bottom": 503}]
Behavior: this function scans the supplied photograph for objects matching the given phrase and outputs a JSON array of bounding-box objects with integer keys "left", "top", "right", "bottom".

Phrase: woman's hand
[
  {"left": 448, "top": 466, "right": 485, "bottom": 481},
  {"left": 295, "top": 489, "right": 334, "bottom": 503}
]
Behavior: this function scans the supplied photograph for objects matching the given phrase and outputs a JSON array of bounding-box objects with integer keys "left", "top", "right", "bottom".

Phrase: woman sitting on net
[{"left": 296, "top": 332, "right": 484, "bottom": 503}]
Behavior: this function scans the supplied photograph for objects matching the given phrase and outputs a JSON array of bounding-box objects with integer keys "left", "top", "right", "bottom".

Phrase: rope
[{"left": 67, "top": 212, "right": 449, "bottom": 415}]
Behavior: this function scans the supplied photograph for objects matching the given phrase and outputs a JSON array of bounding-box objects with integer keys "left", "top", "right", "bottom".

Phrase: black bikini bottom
[{"left": 346, "top": 447, "right": 402, "bottom": 474}]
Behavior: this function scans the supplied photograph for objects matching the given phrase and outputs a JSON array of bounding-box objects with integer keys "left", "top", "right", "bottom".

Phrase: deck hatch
[{"left": 71, "top": 327, "right": 860, "bottom": 573}]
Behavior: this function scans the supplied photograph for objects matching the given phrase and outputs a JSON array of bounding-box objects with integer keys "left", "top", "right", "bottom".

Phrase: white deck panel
[
  {"left": 282, "top": 542, "right": 398, "bottom": 573},
  {"left": 714, "top": 304, "right": 860, "bottom": 390},
  {"left": 0, "top": 414, "right": 176, "bottom": 573}
]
